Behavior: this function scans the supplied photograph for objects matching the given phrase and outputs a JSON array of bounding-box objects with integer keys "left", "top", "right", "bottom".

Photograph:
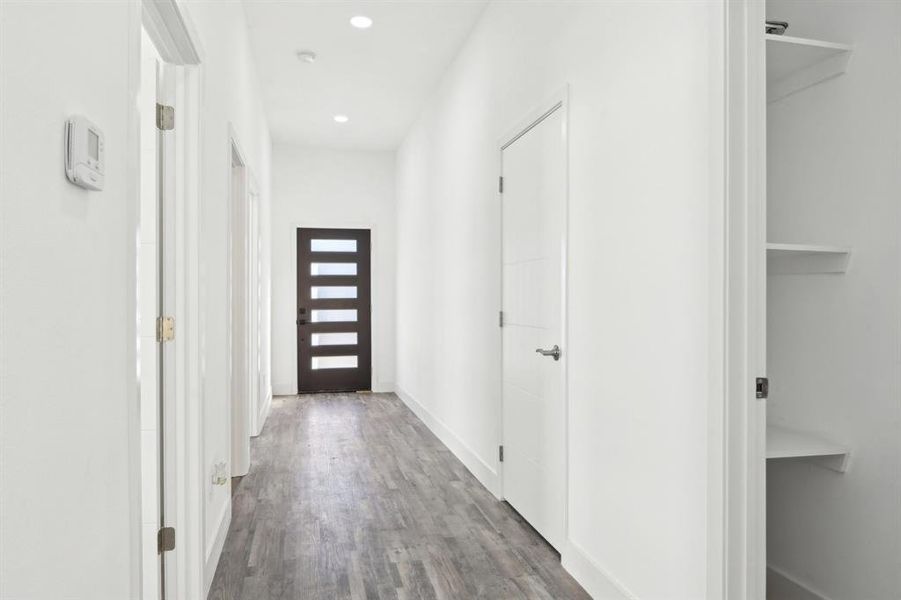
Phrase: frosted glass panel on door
[
  {"left": 310, "top": 309, "right": 358, "bottom": 323},
  {"left": 310, "top": 262, "right": 357, "bottom": 276},
  {"left": 311, "top": 355, "right": 358, "bottom": 370},
  {"left": 311, "top": 239, "right": 357, "bottom": 253},
  {"left": 311, "top": 286, "right": 357, "bottom": 299},
  {"left": 311, "top": 332, "right": 358, "bottom": 346}
]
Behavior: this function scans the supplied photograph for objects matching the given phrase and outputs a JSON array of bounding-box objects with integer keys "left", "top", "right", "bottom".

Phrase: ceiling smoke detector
[{"left": 296, "top": 50, "right": 317, "bottom": 64}]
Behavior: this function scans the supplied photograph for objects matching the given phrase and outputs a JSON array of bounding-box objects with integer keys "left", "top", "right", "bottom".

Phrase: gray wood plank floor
[{"left": 208, "top": 392, "right": 590, "bottom": 600}]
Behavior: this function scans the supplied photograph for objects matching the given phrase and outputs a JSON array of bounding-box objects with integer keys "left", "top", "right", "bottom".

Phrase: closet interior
[{"left": 763, "top": 2, "right": 900, "bottom": 599}]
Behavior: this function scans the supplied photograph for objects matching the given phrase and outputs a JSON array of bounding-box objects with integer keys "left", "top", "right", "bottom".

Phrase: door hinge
[
  {"left": 499, "top": 310, "right": 504, "bottom": 327},
  {"left": 499, "top": 445, "right": 504, "bottom": 462},
  {"left": 156, "top": 103, "right": 175, "bottom": 131},
  {"left": 756, "top": 377, "right": 769, "bottom": 399},
  {"left": 158, "top": 526, "right": 175, "bottom": 553},
  {"left": 157, "top": 316, "right": 175, "bottom": 342},
  {"left": 498, "top": 176, "right": 504, "bottom": 194}
]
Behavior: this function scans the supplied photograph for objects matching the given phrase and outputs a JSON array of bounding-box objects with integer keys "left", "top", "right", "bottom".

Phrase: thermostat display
[{"left": 65, "top": 116, "right": 104, "bottom": 191}]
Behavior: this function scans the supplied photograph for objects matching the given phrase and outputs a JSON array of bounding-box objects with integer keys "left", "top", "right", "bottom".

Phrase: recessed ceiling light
[
  {"left": 296, "top": 50, "right": 317, "bottom": 64},
  {"left": 349, "top": 15, "right": 373, "bottom": 29},
  {"left": 333, "top": 114, "right": 349, "bottom": 123}
]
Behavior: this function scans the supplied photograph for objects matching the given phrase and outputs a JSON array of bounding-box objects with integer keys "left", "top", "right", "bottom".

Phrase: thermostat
[{"left": 65, "top": 116, "right": 104, "bottom": 190}]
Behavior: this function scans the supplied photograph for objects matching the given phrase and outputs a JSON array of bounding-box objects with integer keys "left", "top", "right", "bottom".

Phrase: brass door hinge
[
  {"left": 158, "top": 526, "right": 175, "bottom": 553},
  {"left": 157, "top": 316, "right": 175, "bottom": 342}
]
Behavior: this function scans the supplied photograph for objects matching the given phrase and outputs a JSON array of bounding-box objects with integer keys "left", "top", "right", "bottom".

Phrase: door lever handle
[{"left": 535, "top": 345, "right": 561, "bottom": 361}]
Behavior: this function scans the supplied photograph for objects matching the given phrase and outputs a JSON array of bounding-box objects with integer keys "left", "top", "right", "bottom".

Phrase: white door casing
[{"left": 501, "top": 100, "right": 567, "bottom": 551}]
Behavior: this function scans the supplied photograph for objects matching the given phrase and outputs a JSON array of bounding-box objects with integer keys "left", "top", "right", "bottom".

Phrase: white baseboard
[
  {"left": 767, "top": 565, "right": 832, "bottom": 600},
  {"left": 272, "top": 382, "right": 296, "bottom": 396},
  {"left": 203, "top": 499, "right": 231, "bottom": 598},
  {"left": 394, "top": 385, "right": 500, "bottom": 497},
  {"left": 253, "top": 390, "right": 272, "bottom": 436},
  {"left": 372, "top": 381, "right": 395, "bottom": 393},
  {"left": 561, "top": 541, "right": 635, "bottom": 600}
]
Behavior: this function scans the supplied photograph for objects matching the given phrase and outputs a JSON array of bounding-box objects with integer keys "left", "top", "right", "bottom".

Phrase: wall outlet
[{"left": 211, "top": 461, "right": 229, "bottom": 486}]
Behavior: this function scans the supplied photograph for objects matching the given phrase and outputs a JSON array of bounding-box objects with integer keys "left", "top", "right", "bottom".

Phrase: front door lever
[{"left": 535, "top": 345, "right": 561, "bottom": 361}]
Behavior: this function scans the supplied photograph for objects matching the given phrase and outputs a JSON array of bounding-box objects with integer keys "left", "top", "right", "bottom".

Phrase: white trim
[
  {"left": 142, "top": 0, "right": 201, "bottom": 65},
  {"left": 173, "top": 63, "right": 204, "bottom": 600},
  {"left": 288, "top": 221, "right": 386, "bottom": 394},
  {"left": 140, "top": 3, "right": 205, "bottom": 598},
  {"left": 496, "top": 84, "right": 570, "bottom": 548},
  {"left": 227, "top": 125, "right": 252, "bottom": 478},
  {"left": 203, "top": 498, "right": 232, "bottom": 598},
  {"left": 560, "top": 541, "right": 635, "bottom": 600},
  {"left": 395, "top": 386, "right": 501, "bottom": 497},
  {"left": 724, "top": 1, "right": 768, "bottom": 599},
  {"left": 257, "top": 390, "right": 273, "bottom": 434}
]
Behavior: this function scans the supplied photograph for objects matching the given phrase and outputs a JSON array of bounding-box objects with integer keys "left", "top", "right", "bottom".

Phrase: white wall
[
  {"left": 178, "top": 0, "right": 273, "bottom": 590},
  {"left": 0, "top": 2, "right": 142, "bottom": 598},
  {"left": 765, "top": 2, "right": 901, "bottom": 598},
  {"left": 271, "top": 145, "right": 396, "bottom": 395},
  {"left": 394, "top": 2, "right": 720, "bottom": 598}
]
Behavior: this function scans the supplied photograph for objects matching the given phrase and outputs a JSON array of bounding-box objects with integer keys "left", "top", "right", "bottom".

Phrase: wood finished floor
[{"left": 208, "top": 392, "right": 590, "bottom": 600}]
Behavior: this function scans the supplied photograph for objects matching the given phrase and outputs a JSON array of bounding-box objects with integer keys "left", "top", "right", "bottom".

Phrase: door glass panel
[
  {"left": 310, "top": 309, "right": 357, "bottom": 323},
  {"left": 311, "top": 262, "right": 357, "bottom": 276},
  {"left": 311, "top": 355, "right": 358, "bottom": 370},
  {"left": 311, "top": 286, "right": 357, "bottom": 299},
  {"left": 311, "top": 239, "right": 357, "bottom": 253},
  {"left": 311, "top": 332, "right": 358, "bottom": 346}
]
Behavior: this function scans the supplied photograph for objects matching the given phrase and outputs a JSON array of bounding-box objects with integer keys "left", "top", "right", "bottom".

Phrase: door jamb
[
  {"left": 227, "top": 127, "right": 253, "bottom": 478},
  {"left": 139, "top": 1, "right": 204, "bottom": 598},
  {"left": 723, "top": 1, "right": 767, "bottom": 599},
  {"left": 496, "top": 85, "right": 570, "bottom": 543}
]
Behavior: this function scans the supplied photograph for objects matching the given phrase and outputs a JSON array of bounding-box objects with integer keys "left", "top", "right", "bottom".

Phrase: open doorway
[{"left": 229, "top": 137, "right": 252, "bottom": 477}]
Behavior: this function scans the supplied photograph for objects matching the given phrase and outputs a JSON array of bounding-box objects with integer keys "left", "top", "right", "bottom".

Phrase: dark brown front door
[{"left": 296, "top": 228, "right": 372, "bottom": 392}]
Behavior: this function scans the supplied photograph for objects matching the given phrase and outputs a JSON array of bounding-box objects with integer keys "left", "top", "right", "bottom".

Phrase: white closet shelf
[
  {"left": 767, "top": 424, "right": 850, "bottom": 472},
  {"left": 766, "top": 34, "right": 852, "bottom": 103},
  {"left": 767, "top": 243, "right": 851, "bottom": 274}
]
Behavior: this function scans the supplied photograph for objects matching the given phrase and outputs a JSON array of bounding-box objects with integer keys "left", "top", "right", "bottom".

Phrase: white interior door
[{"left": 501, "top": 102, "right": 566, "bottom": 551}]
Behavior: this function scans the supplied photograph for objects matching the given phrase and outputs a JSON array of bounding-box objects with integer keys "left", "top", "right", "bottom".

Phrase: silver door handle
[{"left": 535, "top": 345, "right": 561, "bottom": 361}]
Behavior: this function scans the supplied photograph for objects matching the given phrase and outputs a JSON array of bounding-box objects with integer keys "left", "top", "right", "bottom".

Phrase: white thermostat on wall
[{"left": 64, "top": 115, "right": 105, "bottom": 191}]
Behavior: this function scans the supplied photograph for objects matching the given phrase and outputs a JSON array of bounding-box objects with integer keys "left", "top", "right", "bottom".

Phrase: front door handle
[{"left": 535, "top": 345, "right": 561, "bottom": 361}]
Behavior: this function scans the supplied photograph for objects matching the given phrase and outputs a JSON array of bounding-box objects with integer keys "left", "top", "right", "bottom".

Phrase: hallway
[{"left": 208, "top": 393, "right": 589, "bottom": 599}]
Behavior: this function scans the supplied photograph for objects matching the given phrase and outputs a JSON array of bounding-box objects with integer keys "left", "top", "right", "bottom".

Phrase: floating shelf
[
  {"left": 766, "top": 34, "right": 853, "bottom": 103},
  {"left": 767, "top": 424, "right": 850, "bottom": 472},
  {"left": 767, "top": 243, "right": 851, "bottom": 274}
]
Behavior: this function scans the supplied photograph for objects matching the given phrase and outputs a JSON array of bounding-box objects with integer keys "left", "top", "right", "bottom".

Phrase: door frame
[
  {"left": 295, "top": 227, "right": 373, "bottom": 393},
  {"left": 722, "top": 1, "right": 768, "bottom": 599},
  {"left": 138, "top": 1, "right": 204, "bottom": 598},
  {"left": 496, "top": 85, "right": 570, "bottom": 543},
  {"left": 288, "top": 221, "right": 383, "bottom": 394},
  {"left": 227, "top": 127, "right": 254, "bottom": 478}
]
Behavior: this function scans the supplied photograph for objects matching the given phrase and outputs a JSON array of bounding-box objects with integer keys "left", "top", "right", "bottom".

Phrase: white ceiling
[{"left": 242, "top": 1, "right": 488, "bottom": 150}]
